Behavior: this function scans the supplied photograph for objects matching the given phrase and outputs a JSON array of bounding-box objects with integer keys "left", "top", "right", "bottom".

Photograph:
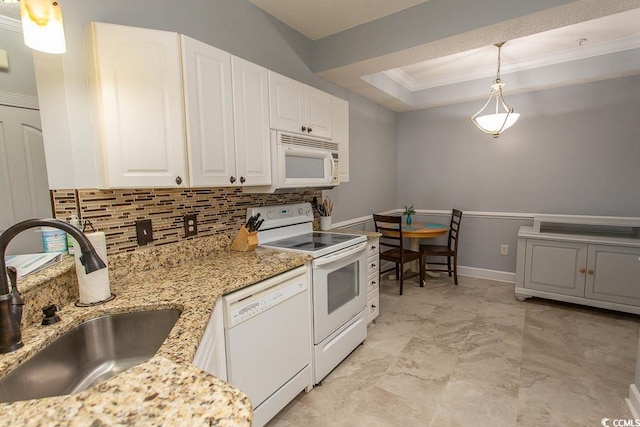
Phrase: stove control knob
[
  {"left": 305, "top": 209, "right": 312, "bottom": 216},
  {"left": 298, "top": 208, "right": 303, "bottom": 215},
  {"left": 267, "top": 211, "right": 274, "bottom": 219}
]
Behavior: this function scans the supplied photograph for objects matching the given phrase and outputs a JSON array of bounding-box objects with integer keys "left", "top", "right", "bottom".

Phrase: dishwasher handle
[{"left": 313, "top": 242, "right": 366, "bottom": 268}]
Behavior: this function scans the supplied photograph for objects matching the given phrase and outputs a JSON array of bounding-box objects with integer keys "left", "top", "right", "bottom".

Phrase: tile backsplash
[{"left": 51, "top": 188, "right": 321, "bottom": 255}]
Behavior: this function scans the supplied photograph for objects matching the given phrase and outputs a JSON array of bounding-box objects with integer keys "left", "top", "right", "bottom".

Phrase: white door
[
  {"left": 268, "top": 71, "right": 305, "bottom": 135},
  {"left": 231, "top": 56, "right": 271, "bottom": 186},
  {"left": 0, "top": 105, "right": 51, "bottom": 254},
  {"left": 182, "top": 35, "right": 236, "bottom": 187},
  {"left": 86, "top": 22, "right": 187, "bottom": 188},
  {"left": 305, "top": 86, "right": 332, "bottom": 140}
]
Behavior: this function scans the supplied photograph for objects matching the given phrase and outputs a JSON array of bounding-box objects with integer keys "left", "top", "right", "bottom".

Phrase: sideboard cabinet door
[{"left": 524, "top": 239, "right": 588, "bottom": 297}]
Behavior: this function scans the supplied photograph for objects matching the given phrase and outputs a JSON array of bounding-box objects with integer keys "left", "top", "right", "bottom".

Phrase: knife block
[{"left": 231, "top": 225, "right": 258, "bottom": 252}]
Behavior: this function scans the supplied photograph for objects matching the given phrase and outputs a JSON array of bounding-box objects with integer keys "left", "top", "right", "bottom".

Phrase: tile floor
[{"left": 268, "top": 274, "right": 640, "bottom": 427}]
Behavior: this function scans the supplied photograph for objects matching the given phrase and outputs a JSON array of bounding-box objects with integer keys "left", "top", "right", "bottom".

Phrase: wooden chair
[
  {"left": 373, "top": 214, "right": 424, "bottom": 295},
  {"left": 419, "top": 209, "right": 463, "bottom": 285}
]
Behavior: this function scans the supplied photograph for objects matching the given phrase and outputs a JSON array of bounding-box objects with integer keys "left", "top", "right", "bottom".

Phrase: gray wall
[
  {"left": 0, "top": 25, "right": 37, "bottom": 97},
  {"left": 397, "top": 75, "right": 640, "bottom": 272},
  {"left": 35, "top": 0, "right": 398, "bottom": 221}
]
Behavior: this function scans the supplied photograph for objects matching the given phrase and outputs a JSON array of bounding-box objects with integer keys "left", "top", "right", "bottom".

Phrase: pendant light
[
  {"left": 468, "top": 42, "right": 519, "bottom": 138},
  {"left": 19, "top": 0, "right": 66, "bottom": 54}
]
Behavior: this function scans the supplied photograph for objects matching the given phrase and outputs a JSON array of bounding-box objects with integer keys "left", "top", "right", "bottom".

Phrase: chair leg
[
  {"left": 398, "top": 263, "right": 404, "bottom": 295},
  {"left": 419, "top": 256, "right": 425, "bottom": 288},
  {"left": 447, "top": 256, "right": 452, "bottom": 277},
  {"left": 453, "top": 255, "right": 458, "bottom": 285}
]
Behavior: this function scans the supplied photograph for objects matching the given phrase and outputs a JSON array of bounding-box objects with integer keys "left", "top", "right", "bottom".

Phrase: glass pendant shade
[
  {"left": 474, "top": 112, "right": 520, "bottom": 136},
  {"left": 20, "top": 0, "right": 66, "bottom": 54}
]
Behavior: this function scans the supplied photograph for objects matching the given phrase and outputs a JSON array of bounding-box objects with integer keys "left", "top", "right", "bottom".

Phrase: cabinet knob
[
  {"left": 579, "top": 268, "right": 586, "bottom": 274},
  {"left": 371, "top": 304, "right": 376, "bottom": 309},
  {"left": 301, "top": 126, "right": 307, "bottom": 132},
  {"left": 175, "top": 176, "right": 183, "bottom": 185},
  {"left": 371, "top": 263, "right": 376, "bottom": 269},
  {"left": 230, "top": 176, "right": 236, "bottom": 184},
  {"left": 588, "top": 269, "right": 594, "bottom": 275},
  {"left": 307, "top": 127, "right": 312, "bottom": 133},
  {"left": 240, "top": 176, "right": 246, "bottom": 184}
]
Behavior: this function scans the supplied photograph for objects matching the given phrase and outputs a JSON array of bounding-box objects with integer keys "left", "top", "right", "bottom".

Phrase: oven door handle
[{"left": 313, "top": 242, "right": 367, "bottom": 268}]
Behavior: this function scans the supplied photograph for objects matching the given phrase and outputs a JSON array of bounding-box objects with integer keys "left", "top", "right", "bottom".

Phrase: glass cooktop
[{"left": 262, "top": 232, "right": 362, "bottom": 255}]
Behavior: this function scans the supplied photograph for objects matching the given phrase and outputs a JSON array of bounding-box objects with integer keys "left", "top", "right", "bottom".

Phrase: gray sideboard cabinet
[{"left": 515, "top": 215, "right": 640, "bottom": 315}]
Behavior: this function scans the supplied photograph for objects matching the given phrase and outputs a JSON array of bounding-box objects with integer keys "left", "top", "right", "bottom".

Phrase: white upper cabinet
[
  {"left": 331, "top": 96, "right": 349, "bottom": 182},
  {"left": 232, "top": 56, "right": 271, "bottom": 186},
  {"left": 85, "top": 22, "right": 187, "bottom": 188},
  {"left": 181, "top": 35, "right": 236, "bottom": 187},
  {"left": 305, "top": 86, "right": 332, "bottom": 139},
  {"left": 269, "top": 71, "right": 332, "bottom": 140}
]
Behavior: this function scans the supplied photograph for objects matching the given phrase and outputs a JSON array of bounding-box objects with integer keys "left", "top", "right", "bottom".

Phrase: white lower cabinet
[
  {"left": 366, "top": 238, "right": 380, "bottom": 323},
  {"left": 516, "top": 225, "right": 640, "bottom": 314}
]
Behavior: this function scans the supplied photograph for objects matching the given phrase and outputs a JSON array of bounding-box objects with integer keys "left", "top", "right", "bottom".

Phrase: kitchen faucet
[{"left": 0, "top": 219, "right": 107, "bottom": 354}]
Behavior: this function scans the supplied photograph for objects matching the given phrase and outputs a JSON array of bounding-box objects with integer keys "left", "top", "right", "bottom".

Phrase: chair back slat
[
  {"left": 373, "top": 214, "right": 405, "bottom": 251},
  {"left": 448, "top": 209, "right": 463, "bottom": 251}
]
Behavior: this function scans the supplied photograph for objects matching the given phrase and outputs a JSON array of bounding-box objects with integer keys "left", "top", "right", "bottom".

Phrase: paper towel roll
[{"left": 74, "top": 231, "right": 111, "bottom": 304}]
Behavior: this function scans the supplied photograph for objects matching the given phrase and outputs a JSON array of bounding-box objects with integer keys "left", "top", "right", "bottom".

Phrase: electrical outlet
[
  {"left": 500, "top": 244, "right": 509, "bottom": 256},
  {"left": 184, "top": 214, "right": 198, "bottom": 237},
  {"left": 135, "top": 219, "right": 154, "bottom": 246}
]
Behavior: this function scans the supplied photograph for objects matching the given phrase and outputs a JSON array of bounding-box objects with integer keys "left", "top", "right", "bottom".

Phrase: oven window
[
  {"left": 327, "top": 262, "right": 359, "bottom": 314},
  {"left": 285, "top": 155, "right": 324, "bottom": 178}
]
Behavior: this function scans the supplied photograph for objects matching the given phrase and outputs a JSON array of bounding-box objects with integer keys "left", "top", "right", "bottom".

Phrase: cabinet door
[
  {"left": 331, "top": 96, "right": 349, "bottom": 182},
  {"left": 231, "top": 56, "right": 271, "bottom": 186},
  {"left": 585, "top": 245, "right": 640, "bottom": 306},
  {"left": 268, "top": 71, "right": 305, "bottom": 134},
  {"left": 181, "top": 35, "right": 235, "bottom": 187},
  {"left": 524, "top": 239, "right": 587, "bottom": 297},
  {"left": 305, "top": 86, "right": 332, "bottom": 139},
  {"left": 86, "top": 22, "right": 186, "bottom": 188}
]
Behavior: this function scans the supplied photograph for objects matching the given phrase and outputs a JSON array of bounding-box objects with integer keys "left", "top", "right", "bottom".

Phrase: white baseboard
[
  {"left": 457, "top": 266, "right": 515, "bottom": 283},
  {"left": 626, "top": 384, "right": 640, "bottom": 419}
]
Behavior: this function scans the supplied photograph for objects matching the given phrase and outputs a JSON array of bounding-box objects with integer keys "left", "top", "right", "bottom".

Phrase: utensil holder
[
  {"left": 231, "top": 225, "right": 258, "bottom": 252},
  {"left": 320, "top": 216, "right": 332, "bottom": 231}
]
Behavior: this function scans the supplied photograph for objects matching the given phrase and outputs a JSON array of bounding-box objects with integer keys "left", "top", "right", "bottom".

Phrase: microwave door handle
[{"left": 313, "top": 242, "right": 367, "bottom": 268}]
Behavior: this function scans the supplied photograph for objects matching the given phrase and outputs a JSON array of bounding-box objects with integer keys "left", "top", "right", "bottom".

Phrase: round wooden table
[{"left": 381, "top": 222, "right": 449, "bottom": 279}]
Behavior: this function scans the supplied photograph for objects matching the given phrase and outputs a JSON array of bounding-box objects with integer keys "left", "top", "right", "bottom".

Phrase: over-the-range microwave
[{"left": 245, "top": 130, "right": 339, "bottom": 193}]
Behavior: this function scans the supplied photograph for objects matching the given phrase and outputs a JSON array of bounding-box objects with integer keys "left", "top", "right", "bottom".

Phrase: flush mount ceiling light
[
  {"left": 467, "top": 42, "right": 519, "bottom": 138},
  {"left": 19, "top": 0, "right": 66, "bottom": 54}
]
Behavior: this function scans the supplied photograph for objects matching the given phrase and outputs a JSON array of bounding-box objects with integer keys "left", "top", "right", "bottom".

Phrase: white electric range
[{"left": 248, "top": 203, "right": 368, "bottom": 384}]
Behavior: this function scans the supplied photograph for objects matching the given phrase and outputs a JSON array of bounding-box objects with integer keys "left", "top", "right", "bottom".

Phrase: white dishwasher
[{"left": 222, "top": 266, "right": 312, "bottom": 426}]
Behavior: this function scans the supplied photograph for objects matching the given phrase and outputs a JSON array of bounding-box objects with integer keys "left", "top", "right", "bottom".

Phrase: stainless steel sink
[{"left": 0, "top": 309, "right": 181, "bottom": 403}]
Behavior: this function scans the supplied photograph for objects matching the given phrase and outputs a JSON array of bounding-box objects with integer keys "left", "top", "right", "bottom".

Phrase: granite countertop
[
  {"left": 0, "top": 243, "right": 312, "bottom": 426},
  {"left": 333, "top": 228, "right": 381, "bottom": 240}
]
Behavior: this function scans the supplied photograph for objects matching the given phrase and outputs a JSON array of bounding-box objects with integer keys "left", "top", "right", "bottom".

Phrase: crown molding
[
  {"left": 0, "top": 14, "right": 21, "bottom": 33},
  {"left": 383, "top": 36, "right": 640, "bottom": 92}
]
